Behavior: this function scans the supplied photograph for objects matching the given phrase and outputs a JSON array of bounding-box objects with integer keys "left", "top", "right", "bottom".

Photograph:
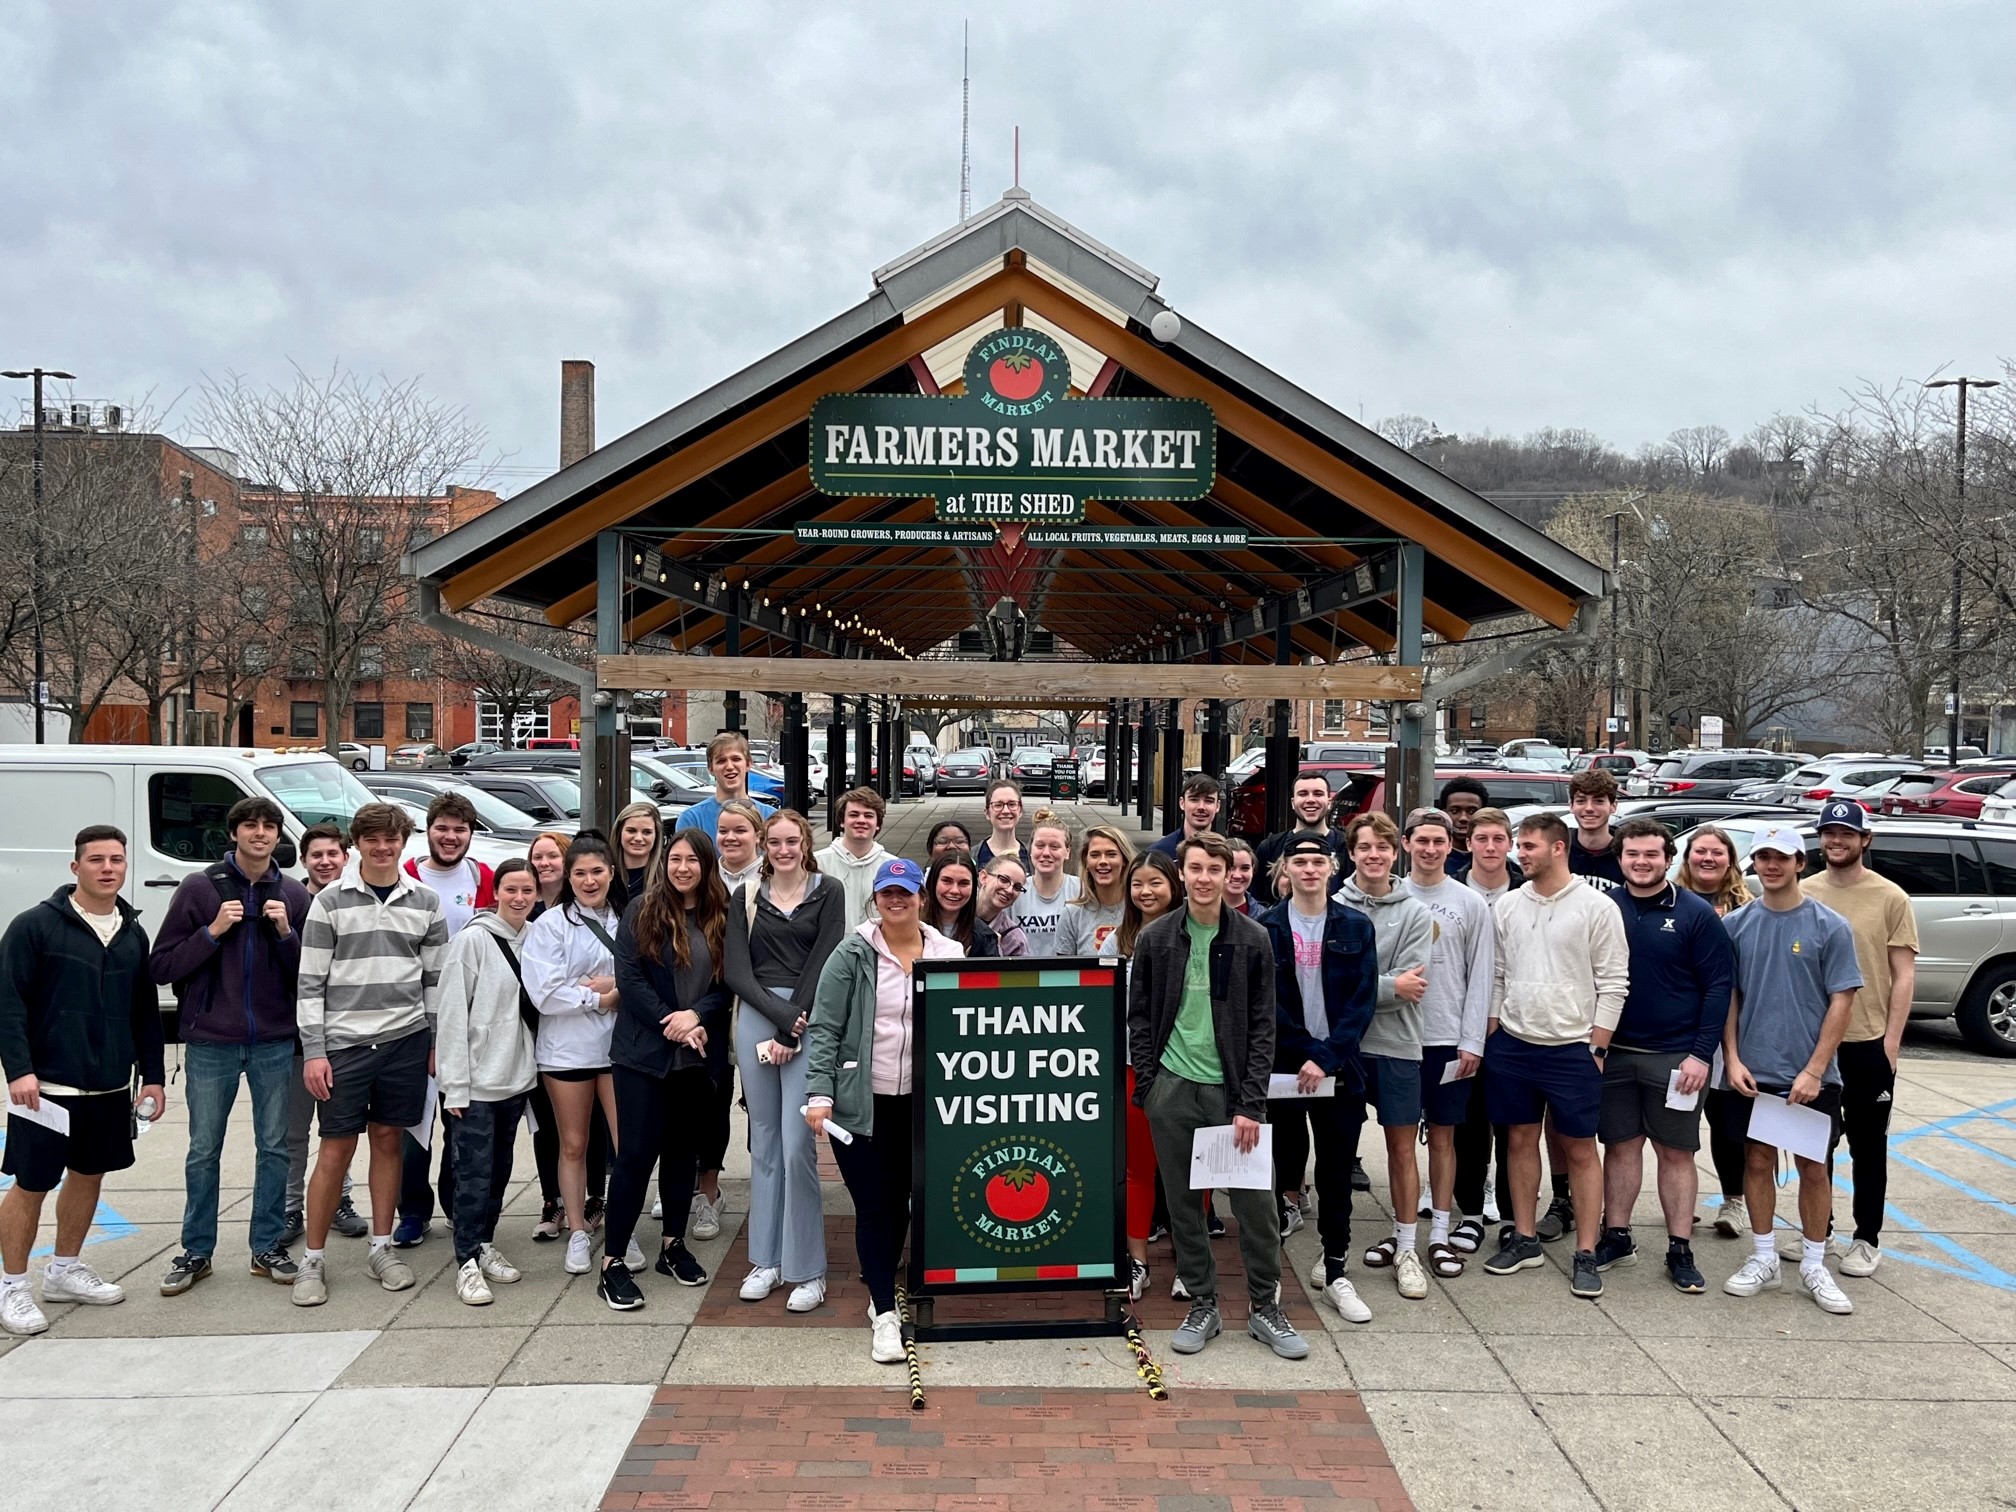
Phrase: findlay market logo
[
  {"left": 955, "top": 1134, "right": 1085, "bottom": 1255},
  {"left": 808, "top": 327, "right": 1216, "bottom": 524}
]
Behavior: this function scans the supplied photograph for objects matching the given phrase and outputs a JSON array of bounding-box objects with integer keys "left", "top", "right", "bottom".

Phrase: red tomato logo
[
  {"left": 989, "top": 351, "right": 1045, "bottom": 402},
  {"left": 984, "top": 1163, "right": 1051, "bottom": 1222}
]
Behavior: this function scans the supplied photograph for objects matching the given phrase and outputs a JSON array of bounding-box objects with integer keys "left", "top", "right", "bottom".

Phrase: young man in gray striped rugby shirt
[{"left": 292, "top": 803, "right": 450, "bottom": 1306}]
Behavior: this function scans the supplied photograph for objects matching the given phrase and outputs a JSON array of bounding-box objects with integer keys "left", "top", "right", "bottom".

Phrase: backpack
[{"left": 170, "top": 864, "right": 253, "bottom": 1006}]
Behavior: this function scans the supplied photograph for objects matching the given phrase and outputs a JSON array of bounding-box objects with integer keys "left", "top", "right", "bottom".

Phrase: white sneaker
[
  {"left": 1322, "top": 1276, "right": 1373, "bottom": 1324},
  {"left": 1170, "top": 1274, "right": 1190, "bottom": 1301},
  {"left": 740, "top": 1265, "right": 781, "bottom": 1301},
  {"left": 565, "top": 1231, "right": 593, "bottom": 1275},
  {"left": 623, "top": 1238, "right": 647, "bottom": 1274},
  {"left": 41, "top": 1262, "right": 123, "bottom": 1306},
  {"left": 690, "top": 1193, "right": 722, "bottom": 1241},
  {"left": 1802, "top": 1265, "right": 1854, "bottom": 1314},
  {"left": 870, "top": 1309, "right": 905, "bottom": 1363},
  {"left": 456, "top": 1257, "right": 493, "bottom": 1306},
  {"left": 1394, "top": 1248, "right": 1430, "bottom": 1301},
  {"left": 1309, "top": 1254, "right": 1345, "bottom": 1290},
  {"left": 479, "top": 1244, "right": 521, "bottom": 1284},
  {"left": 786, "top": 1277, "right": 827, "bottom": 1312},
  {"left": 0, "top": 1287, "right": 49, "bottom": 1335},
  {"left": 651, "top": 1200, "right": 663, "bottom": 1220},
  {"left": 1715, "top": 1197, "right": 1748, "bottom": 1238},
  {"left": 1723, "top": 1254, "right": 1782, "bottom": 1297},
  {"left": 1838, "top": 1239, "right": 1881, "bottom": 1277}
]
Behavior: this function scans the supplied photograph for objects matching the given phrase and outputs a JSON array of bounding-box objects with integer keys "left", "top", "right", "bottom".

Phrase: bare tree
[
  {"left": 195, "top": 366, "right": 490, "bottom": 757},
  {"left": 1664, "top": 425, "right": 1731, "bottom": 480},
  {"left": 431, "top": 599, "right": 589, "bottom": 748},
  {"left": 1375, "top": 414, "right": 1440, "bottom": 451}
]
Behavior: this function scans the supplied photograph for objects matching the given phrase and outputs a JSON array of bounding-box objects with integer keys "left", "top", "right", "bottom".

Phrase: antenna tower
[{"left": 959, "top": 22, "right": 971, "bottom": 222}]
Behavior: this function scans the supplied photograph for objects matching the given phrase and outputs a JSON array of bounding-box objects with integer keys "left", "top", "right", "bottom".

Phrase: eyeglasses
[
  {"left": 988, "top": 800, "right": 1019, "bottom": 811},
  {"left": 994, "top": 879, "right": 1025, "bottom": 894}
]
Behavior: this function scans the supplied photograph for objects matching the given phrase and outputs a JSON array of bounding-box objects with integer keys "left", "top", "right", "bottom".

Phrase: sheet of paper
[
  {"left": 523, "top": 1102, "right": 539, "bottom": 1136},
  {"left": 1748, "top": 1092, "right": 1832, "bottom": 1163},
  {"left": 1665, "top": 1068, "right": 1701, "bottom": 1111},
  {"left": 1267, "top": 1073, "right": 1336, "bottom": 1099},
  {"left": 1439, "top": 1058, "right": 1470, "bottom": 1086},
  {"left": 8, "top": 1097, "right": 71, "bottom": 1136},
  {"left": 1190, "top": 1123, "right": 1275, "bottom": 1190},
  {"left": 406, "top": 1076, "right": 438, "bottom": 1151}
]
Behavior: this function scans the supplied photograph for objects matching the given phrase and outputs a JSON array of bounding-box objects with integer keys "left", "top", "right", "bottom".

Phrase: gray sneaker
[
  {"left": 332, "top": 1197, "right": 369, "bottom": 1239},
  {"left": 160, "top": 1252, "right": 212, "bottom": 1296},
  {"left": 367, "top": 1245, "right": 415, "bottom": 1292},
  {"left": 1247, "top": 1302, "right": 1310, "bottom": 1359},
  {"left": 249, "top": 1248, "right": 299, "bottom": 1284},
  {"left": 1170, "top": 1297, "right": 1222, "bottom": 1355},
  {"left": 292, "top": 1255, "right": 328, "bottom": 1307}
]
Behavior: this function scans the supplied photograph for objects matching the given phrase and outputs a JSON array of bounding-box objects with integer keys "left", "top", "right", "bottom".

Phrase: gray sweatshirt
[
  {"left": 434, "top": 911, "right": 540, "bottom": 1108},
  {"left": 1410, "top": 876, "right": 1495, "bottom": 1056},
  {"left": 1335, "top": 875, "right": 1435, "bottom": 1060},
  {"left": 1055, "top": 895, "right": 1124, "bottom": 957}
]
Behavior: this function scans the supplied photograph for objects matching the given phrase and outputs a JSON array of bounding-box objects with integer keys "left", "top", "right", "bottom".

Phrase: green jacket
[{"left": 804, "top": 922, "right": 962, "bottom": 1140}]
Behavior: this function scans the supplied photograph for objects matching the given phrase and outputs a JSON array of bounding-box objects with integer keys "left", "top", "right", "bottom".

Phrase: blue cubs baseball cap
[{"left": 872, "top": 857, "right": 925, "bottom": 894}]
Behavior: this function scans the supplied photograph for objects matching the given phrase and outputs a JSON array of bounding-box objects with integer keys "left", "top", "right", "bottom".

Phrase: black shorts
[
  {"left": 1419, "top": 1045, "right": 1476, "bottom": 1127},
  {"left": 1483, "top": 1029, "right": 1603, "bottom": 1140},
  {"left": 1598, "top": 1048, "right": 1701, "bottom": 1151},
  {"left": 1743, "top": 1082, "right": 1844, "bottom": 1157},
  {"left": 542, "top": 1066, "right": 609, "bottom": 1084},
  {"left": 318, "top": 1030, "right": 431, "bottom": 1138},
  {"left": 3, "top": 1093, "right": 135, "bottom": 1191}
]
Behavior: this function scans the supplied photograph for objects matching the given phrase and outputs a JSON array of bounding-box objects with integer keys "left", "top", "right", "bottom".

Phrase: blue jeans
[{"left": 181, "top": 1040, "right": 296, "bottom": 1258}]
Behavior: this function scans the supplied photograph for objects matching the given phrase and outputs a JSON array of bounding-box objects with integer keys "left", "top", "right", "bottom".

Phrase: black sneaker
[
  {"left": 598, "top": 1261, "right": 646, "bottom": 1311},
  {"left": 250, "top": 1248, "right": 299, "bottom": 1283},
  {"left": 656, "top": 1240, "right": 708, "bottom": 1286},
  {"left": 279, "top": 1209, "right": 305, "bottom": 1247},
  {"left": 1351, "top": 1160, "right": 1372, "bottom": 1193},
  {"left": 1570, "top": 1249, "right": 1603, "bottom": 1298},
  {"left": 160, "top": 1252, "right": 213, "bottom": 1297},
  {"left": 1536, "top": 1193, "right": 1574, "bottom": 1243},
  {"left": 533, "top": 1198, "right": 563, "bottom": 1242},
  {"left": 1207, "top": 1208, "right": 1227, "bottom": 1239},
  {"left": 583, "top": 1195, "right": 606, "bottom": 1232},
  {"left": 332, "top": 1197, "right": 369, "bottom": 1239},
  {"left": 1666, "top": 1244, "right": 1706, "bottom": 1294},
  {"left": 1593, "top": 1227, "right": 1638, "bottom": 1271},
  {"left": 1147, "top": 1222, "right": 1170, "bottom": 1244},
  {"left": 391, "top": 1215, "right": 429, "bottom": 1248},
  {"left": 1483, "top": 1231, "right": 1545, "bottom": 1276}
]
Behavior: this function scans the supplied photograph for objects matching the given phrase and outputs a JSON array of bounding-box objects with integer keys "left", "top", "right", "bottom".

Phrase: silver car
[
  {"left": 1671, "top": 814, "right": 2016, "bottom": 1056},
  {"left": 1729, "top": 755, "right": 1921, "bottom": 810}
]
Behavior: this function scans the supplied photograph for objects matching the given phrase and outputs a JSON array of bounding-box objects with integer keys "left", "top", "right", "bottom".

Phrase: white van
[{"left": 0, "top": 746, "right": 523, "bottom": 977}]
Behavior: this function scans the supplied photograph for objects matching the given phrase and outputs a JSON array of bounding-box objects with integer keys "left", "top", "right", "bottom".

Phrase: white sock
[
  {"left": 1395, "top": 1220, "right": 1418, "bottom": 1253},
  {"left": 370, "top": 1235, "right": 391, "bottom": 1255},
  {"left": 303, "top": 1248, "right": 325, "bottom": 1265},
  {"left": 1801, "top": 1238, "right": 1827, "bottom": 1276},
  {"left": 1752, "top": 1232, "right": 1776, "bottom": 1265},
  {"left": 44, "top": 1255, "right": 77, "bottom": 1275},
  {"left": 0, "top": 1272, "right": 26, "bottom": 1292},
  {"left": 1429, "top": 1209, "right": 1451, "bottom": 1247}
]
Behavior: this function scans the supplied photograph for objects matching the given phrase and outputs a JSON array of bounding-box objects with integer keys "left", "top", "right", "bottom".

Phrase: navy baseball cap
[
  {"left": 872, "top": 857, "right": 925, "bottom": 894},
  {"left": 1817, "top": 798, "right": 1870, "bottom": 833}
]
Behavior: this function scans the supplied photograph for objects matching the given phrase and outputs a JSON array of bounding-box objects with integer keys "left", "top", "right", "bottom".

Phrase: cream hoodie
[
  {"left": 1489, "top": 876, "right": 1631, "bottom": 1045},
  {"left": 815, "top": 839, "right": 891, "bottom": 930}
]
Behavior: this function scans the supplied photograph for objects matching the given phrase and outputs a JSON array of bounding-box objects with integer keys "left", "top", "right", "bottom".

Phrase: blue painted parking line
[
  {"left": 0, "top": 1128, "right": 141, "bottom": 1258},
  {"left": 1839, "top": 1098, "right": 2016, "bottom": 1291}
]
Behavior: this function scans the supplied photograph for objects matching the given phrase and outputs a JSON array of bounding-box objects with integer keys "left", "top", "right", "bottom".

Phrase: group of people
[{"left": 0, "top": 750, "right": 1917, "bottom": 1365}]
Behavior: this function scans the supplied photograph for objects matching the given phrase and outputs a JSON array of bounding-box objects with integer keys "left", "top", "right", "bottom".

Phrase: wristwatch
[{"left": 1590, "top": 1045, "right": 1608, "bottom": 1060}]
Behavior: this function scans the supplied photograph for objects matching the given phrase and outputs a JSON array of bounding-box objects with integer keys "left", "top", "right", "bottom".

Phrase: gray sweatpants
[
  {"left": 735, "top": 997, "right": 826, "bottom": 1284},
  {"left": 1144, "top": 1071, "right": 1279, "bottom": 1309},
  {"left": 286, "top": 1051, "right": 355, "bottom": 1210}
]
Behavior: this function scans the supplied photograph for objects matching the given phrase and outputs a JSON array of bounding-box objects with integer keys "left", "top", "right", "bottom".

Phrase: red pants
[{"left": 1125, "top": 1066, "right": 1157, "bottom": 1241}]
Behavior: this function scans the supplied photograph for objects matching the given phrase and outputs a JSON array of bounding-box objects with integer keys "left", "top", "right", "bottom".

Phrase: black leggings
[
  {"left": 1454, "top": 1063, "right": 1513, "bottom": 1220},
  {"left": 697, "top": 1063, "right": 734, "bottom": 1174},
  {"left": 829, "top": 1093, "right": 913, "bottom": 1315},
  {"left": 604, "top": 1064, "right": 711, "bottom": 1260},
  {"left": 526, "top": 1081, "right": 609, "bottom": 1205},
  {"left": 1705, "top": 1089, "right": 1750, "bottom": 1200}
]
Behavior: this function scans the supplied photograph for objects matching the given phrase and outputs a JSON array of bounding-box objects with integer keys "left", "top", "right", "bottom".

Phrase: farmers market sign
[
  {"left": 809, "top": 328, "right": 1216, "bottom": 524},
  {"left": 910, "top": 959, "right": 1124, "bottom": 1291}
]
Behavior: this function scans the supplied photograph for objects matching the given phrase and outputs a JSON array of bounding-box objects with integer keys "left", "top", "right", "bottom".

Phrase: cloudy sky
[{"left": 6, "top": 1, "right": 2011, "bottom": 488}]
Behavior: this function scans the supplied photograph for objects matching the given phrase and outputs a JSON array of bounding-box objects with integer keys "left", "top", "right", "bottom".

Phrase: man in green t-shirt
[{"left": 1129, "top": 833, "right": 1305, "bottom": 1360}]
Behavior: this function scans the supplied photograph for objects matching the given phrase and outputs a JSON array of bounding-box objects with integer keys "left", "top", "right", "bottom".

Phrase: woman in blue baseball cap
[{"left": 804, "top": 855, "right": 964, "bottom": 1364}]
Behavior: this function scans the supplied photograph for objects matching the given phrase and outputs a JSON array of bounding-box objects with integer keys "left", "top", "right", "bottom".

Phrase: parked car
[
  {"left": 1668, "top": 815, "right": 2016, "bottom": 1056},
  {"left": 457, "top": 769, "right": 584, "bottom": 826},
  {"left": 389, "top": 743, "right": 450, "bottom": 770},
  {"left": 1728, "top": 755, "right": 1922, "bottom": 809},
  {"left": 935, "top": 748, "right": 995, "bottom": 795},
  {"left": 466, "top": 750, "right": 703, "bottom": 820},
  {"left": 1496, "top": 739, "right": 1571, "bottom": 771},
  {"left": 1980, "top": 777, "right": 2016, "bottom": 829},
  {"left": 1570, "top": 748, "right": 1651, "bottom": 777},
  {"left": 651, "top": 755, "right": 784, "bottom": 803},
  {"left": 1084, "top": 750, "right": 1108, "bottom": 795},
  {"left": 1007, "top": 746, "right": 1055, "bottom": 794},
  {"left": 337, "top": 741, "right": 373, "bottom": 772},
  {"left": 1880, "top": 768, "right": 2016, "bottom": 821},
  {"left": 447, "top": 741, "right": 504, "bottom": 767},
  {"left": 1228, "top": 760, "right": 1383, "bottom": 837},
  {"left": 524, "top": 735, "right": 581, "bottom": 751},
  {"left": 1643, "top": 750, "right": 1803, "bottom": 800},
  {"left": 358, "top": 773, "right": 568, "bottom": 842},
  {"left": 1501, "top": 797, "right": 1801, "bottom": 836}
]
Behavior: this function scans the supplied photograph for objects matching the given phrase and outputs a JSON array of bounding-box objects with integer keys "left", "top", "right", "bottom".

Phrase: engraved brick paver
[{"left": 601, "top": 1387, "right": 1412, "bottom": 1511}]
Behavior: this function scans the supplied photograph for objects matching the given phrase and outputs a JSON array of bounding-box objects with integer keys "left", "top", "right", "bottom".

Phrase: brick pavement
[{"left": 600, "top": 1386, "right": 1413, "bottom": 1511}]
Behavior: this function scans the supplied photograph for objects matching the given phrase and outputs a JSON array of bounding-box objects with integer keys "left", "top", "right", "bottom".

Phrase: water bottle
[{"left": 134, "top": 1095, "right": 159, "bottom": 1137}]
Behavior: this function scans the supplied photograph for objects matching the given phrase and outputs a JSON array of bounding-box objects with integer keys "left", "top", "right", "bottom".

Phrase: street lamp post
[
  {"left": 3, "top": 367, "right": 77, "bottom": 744},
  {"left": 1925, "top": 376, "right": 2000, "bottom": 765}
]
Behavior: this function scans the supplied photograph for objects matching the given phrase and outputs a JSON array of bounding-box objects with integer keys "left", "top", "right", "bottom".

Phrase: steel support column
[
  {"left": 783, "top": 616, "right": 809, "bottom": 814},
  {"left": 1159, "top": 698, "right": 1184, "bottom": 836},
  {"left": 827, "top": 695, "right": 848, "bottom": 833},
  {"left": 853, "top": 696, "right": 873, "bottom": 805},
  {"left": 723, "top": 585, "right": 743, "bottom": 733},
  {"left": 589, "top": 531, "right": 626, "bottom": 836},
  {"left": 1265, "top": 619, "right": 1296, "bottom": 837},
  {"left": 1393, "top": 542, "right": 1427, "bottom": 818},
  {"left": 1136, "top": 704, "right": 1156, "bottom": 831}
]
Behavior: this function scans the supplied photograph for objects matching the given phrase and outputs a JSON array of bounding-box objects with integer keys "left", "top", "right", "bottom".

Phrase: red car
[
  {"left": 1228, "top": 762, "right": 1379, "bottom": 837},
  {"left": 1878, "top": 768, "right": 2016, "bottom": 820}
]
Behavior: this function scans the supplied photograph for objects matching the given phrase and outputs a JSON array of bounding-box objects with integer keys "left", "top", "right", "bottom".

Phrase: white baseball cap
[{"left": 1749, "top": 825, "right": 1805, "bottom": 859}]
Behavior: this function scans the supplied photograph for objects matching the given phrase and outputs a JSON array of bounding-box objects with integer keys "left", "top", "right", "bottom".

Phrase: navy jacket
[
  {"left": 1610, "top": 882, "right": 1734, "bottom": 1061},
  {"left": 149, "top": 857, "right": 311, "bottom": 1047},
  {"left": 0, "top": 888, "right": 165, "bottom": 1090},
  {"left": 1257, "top": 898, "right": 1379, "bottom": 1095}
]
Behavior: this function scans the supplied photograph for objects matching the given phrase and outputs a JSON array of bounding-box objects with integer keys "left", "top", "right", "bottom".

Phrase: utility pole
[
  {"left": 1606, "top": 508, "right": 1622, "bottom": 752},
  {"left": 1925, "top": 376, "right": 2000, "bottom": 765},
  {"left": 3, "top": 366, "right": 76, "bottom": 743}
]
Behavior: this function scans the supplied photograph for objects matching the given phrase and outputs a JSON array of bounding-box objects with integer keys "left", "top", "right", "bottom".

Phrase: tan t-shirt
[{"left": 1802, "top": 868, "right": 1918, "bottom": 1042}]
